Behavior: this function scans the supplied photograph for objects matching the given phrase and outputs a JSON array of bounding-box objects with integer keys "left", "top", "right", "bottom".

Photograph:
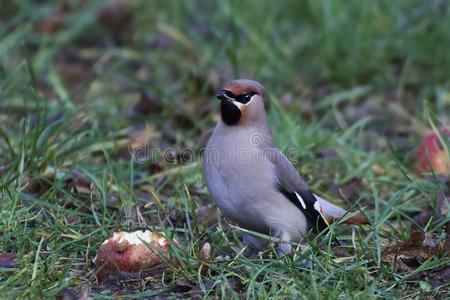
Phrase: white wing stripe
[
  {"left": 294, "top": 191, "right": 307, "bottom": 209},
  {"left": 313, "top": 200, "right": 322, "bottom": 213}
]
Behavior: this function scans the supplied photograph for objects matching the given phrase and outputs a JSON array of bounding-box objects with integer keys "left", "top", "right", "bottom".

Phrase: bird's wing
[{"left": 266, "top": 147, "right": 354, "bottom": 231}]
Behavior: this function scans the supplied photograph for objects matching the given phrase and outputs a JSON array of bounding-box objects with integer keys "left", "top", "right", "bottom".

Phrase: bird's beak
[{"left": 216, "top": 90, "right": 232, "bottom": 102}]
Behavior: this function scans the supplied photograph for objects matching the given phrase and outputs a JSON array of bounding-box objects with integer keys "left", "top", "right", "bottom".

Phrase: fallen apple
[
  {"left": 94, "top": 230, "right": 179, "bottom": 281},
  {"left": 415, "top": 127, "right": 450, "bottom": 176}
]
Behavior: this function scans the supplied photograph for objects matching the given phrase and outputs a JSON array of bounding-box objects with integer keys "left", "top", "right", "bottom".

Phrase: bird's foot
[{"left": 277, "top": 242, "right": 292, "bottom": 257}]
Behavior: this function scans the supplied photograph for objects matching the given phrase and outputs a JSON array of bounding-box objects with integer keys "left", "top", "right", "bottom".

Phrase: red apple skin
[
  {"left": 95, "top": 231, "right": 179, "bottom": 281},
  {"left": 415, "top": 128, "right": 450, "bottom": 175}
]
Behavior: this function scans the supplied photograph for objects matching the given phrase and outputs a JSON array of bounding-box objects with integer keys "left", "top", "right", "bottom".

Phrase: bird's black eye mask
[
  {"left": 220, "top": 90, "right": 256, "bottom": 104},
  {"left": 217, "top": 90, "right": 257, "bottom": 126}
]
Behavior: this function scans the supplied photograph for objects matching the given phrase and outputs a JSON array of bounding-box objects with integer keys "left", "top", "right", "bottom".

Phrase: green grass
[{"left": 1, "top": 0, "right": 449, "bottom": 298}]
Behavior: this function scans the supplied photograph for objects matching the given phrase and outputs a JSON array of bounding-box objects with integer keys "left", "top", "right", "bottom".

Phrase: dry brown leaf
[
  {"left": 0, "top": 253, "right": 16, "bottom": 269},
  {"left": 382, "top": 231, "right": 450, "bottom": 272}
]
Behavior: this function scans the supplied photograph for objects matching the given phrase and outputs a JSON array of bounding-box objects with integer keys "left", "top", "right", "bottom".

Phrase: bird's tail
[{"left": 314, "top": 194, "right": 369, "bottom": 225}]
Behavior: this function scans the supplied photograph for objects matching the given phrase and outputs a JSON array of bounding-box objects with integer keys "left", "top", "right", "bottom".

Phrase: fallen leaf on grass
[
  {"left": 0, "top": 253, "right": 16, "bottom": 269},
  {"left": 382, "top": 231, "right": 450, "bottom": 272},
  {"left": 94, "top": 230, "right": 180, "bottom": 281},
  {"left": 64, "top": 169, "right": 92, "bottom": 195},
  {"left": 421, "top": 266, "right": 450, "bottom": 288}
]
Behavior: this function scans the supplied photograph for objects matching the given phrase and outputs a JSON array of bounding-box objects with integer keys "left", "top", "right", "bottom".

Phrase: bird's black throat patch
[{"left": 221, "top": 101, "right": 241, "bottom": 126}]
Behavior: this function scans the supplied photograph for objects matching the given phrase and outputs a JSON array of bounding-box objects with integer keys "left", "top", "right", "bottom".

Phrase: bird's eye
[
  {"left": 242, "top": 93, "right": 254, "bottom": 103},
  {"left": 224, "top": 90, "right": 235, "bottom": 98}
]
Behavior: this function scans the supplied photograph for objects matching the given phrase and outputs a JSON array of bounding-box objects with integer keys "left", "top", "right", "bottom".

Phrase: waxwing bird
[{"left": 203, "top": 79, "right": 367, "bottom": 253}]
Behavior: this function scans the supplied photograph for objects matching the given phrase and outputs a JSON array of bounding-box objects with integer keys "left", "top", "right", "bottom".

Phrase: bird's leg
[
  {"left": 243, "top": 233, "right": 267, "bottom": 252},
  {"left": 243, "top": 233, "right": 269, "bottom": 258},
  {"left": 277, "top": 232, "right": 292, "bottom": 256}
]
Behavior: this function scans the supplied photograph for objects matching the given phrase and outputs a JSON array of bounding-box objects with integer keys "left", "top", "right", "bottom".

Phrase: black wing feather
[{"left": 276, "top": 184, "right": 327, "bottom": 232}]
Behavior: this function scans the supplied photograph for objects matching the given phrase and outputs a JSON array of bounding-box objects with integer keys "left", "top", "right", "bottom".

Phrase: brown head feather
[
  {"left": 218, "top": 79, "right": 268, "bottom": 129},
  {"left": 223, "top": 79, "right": 266, "bottom": 97}
]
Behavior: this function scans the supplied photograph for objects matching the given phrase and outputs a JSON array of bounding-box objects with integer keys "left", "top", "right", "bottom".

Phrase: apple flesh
[{"left": 94, "top": 230, "right": 179, "bottom": 281}]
